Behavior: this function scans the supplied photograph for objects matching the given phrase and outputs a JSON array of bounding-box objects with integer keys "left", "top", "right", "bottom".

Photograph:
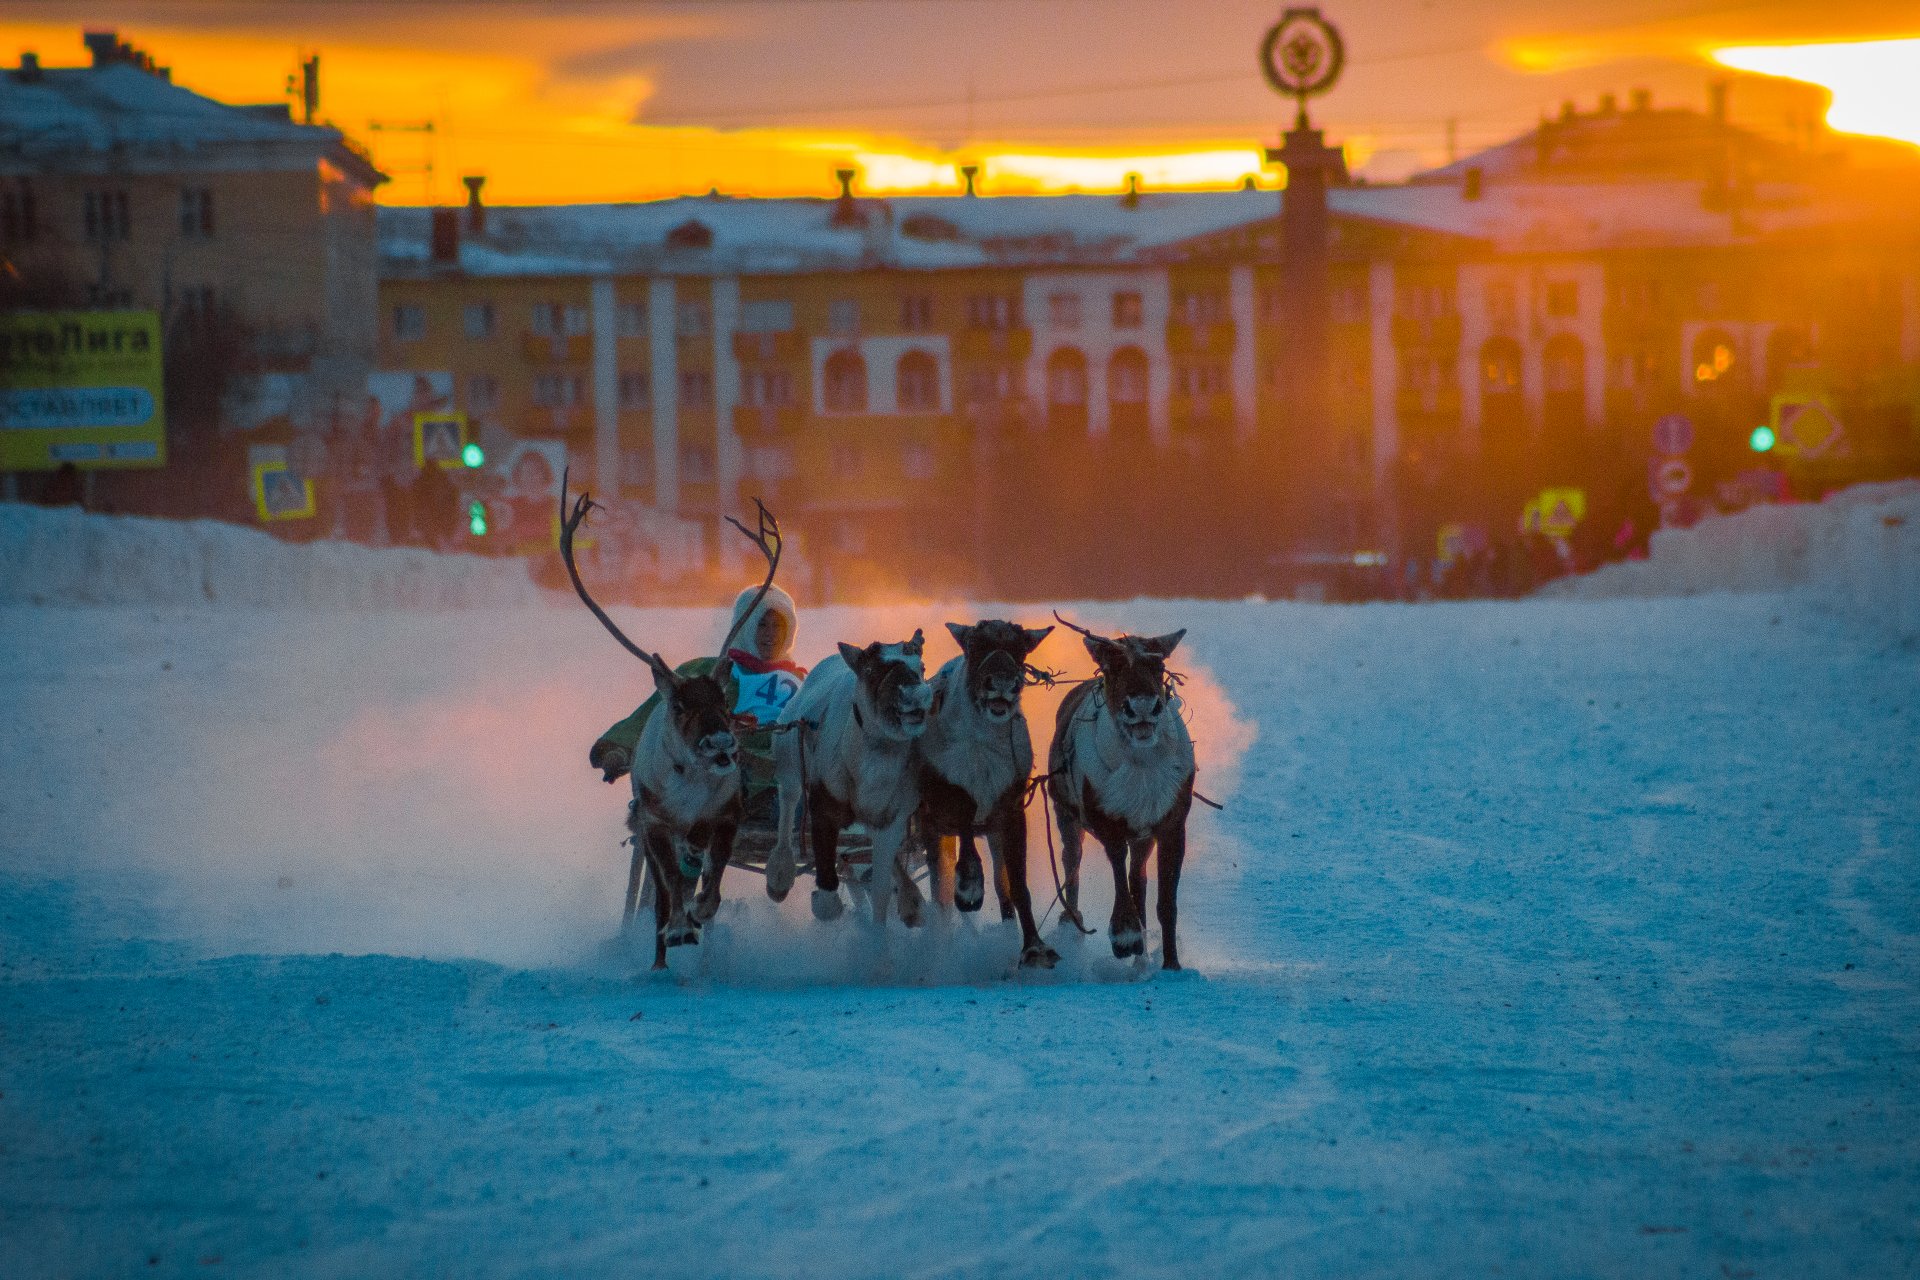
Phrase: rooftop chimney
[
  {"left": 831, "top": 167, "right": 860, "bottom": 226},
  {"left": 462, "top": 175, "right": 486, "bottom": 235},
  {"left": 16, "top": 52, "right": 41, "bottom": 82},
  {"left": 82, "top": 30, "right": 167, "bottom": 78},
  {"left": 959, "top": 163, "right": 979, "bottom": 198},
  {"left": 1630, "top": 88, "right": 1652, "bottom": 112},
  {"left": 1599, "top": 93, "right": 1618, "bottom": 115},
  {"left": 1121, "top": 172, "right": 1141, "bottom": 209},
  {"left": 430, "top": 207, "right": 459, "bottom": 264},
  {"left": 1559, "top": 100, "right": 1576, "bottom": 123},
  {"left": 1462, "top": 166, "right": 1483, "bottom": 201}
]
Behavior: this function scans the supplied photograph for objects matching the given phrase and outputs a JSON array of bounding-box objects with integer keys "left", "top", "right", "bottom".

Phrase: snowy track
[{"left": 2, "top": 595, "right": 1916, "bottom": 1277}]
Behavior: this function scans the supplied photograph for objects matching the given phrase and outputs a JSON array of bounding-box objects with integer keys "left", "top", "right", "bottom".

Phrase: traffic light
[
  {"left": 1749, "top": 424, "right": 1776, "bottom": 453},
  {"left": 468, "top": 499, "right": 488, "bottom": 536},
  {"left": 461, "top": 442, "right": 485, "bottom": 468}
]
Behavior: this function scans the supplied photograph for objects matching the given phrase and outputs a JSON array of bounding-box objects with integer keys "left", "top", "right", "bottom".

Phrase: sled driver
[{"left": 588, "top": 584, "right": 806, "bottom": 823}]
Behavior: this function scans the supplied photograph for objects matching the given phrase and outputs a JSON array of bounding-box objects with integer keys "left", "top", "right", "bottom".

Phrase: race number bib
[{"left": 732, "top": 668, "right": 801, "bottom": 724}]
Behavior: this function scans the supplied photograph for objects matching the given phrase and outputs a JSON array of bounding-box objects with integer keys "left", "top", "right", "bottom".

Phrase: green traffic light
[
  {"left": 468, "top": 499, "right": 488, "bottom": 536},
  {"left": 1749, "top": 424, "right": 1776, "bottom": 453},
  {"left": 461, "top": 442, "right": 485, "bottom": 468}
]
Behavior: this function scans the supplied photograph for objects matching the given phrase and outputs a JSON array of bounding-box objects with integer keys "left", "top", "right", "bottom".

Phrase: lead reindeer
[
  {"left": 1047, "top": 614, "right": 1196, "bottom": 970},
  {"left": 918, "top": 619, "right": 1058, "bottom": 968},
  {"left": 766, "top": 631, "right": 934, "bottom": 928},
  {"left": 559, "top": 472, "right": 782, "bottom": 970}
]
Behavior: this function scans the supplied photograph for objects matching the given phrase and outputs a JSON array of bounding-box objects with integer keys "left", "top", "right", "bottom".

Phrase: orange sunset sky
[{"left": 6, "top": 1, "right": 1917, "bottom": 204}]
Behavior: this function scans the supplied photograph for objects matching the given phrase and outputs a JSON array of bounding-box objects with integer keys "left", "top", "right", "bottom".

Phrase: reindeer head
[
  {"left": 837, "top": 629, "right": 933, "bottom": 739},
  {"left": 945, "top": 620, "right": 1053, "bottom": 723},
  {"left": 648, "top": 654, "right": 740, "bottom": 776},
  {"left": 1061, "top": 616, "right": 1185, "bottom": 746}
]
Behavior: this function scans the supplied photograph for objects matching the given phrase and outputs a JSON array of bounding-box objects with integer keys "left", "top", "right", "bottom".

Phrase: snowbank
[
  {"left": 0, "top": 502, "right": 550, "bottom": 609},
  {"left": 1550, "top": 480, "right": 1920, "bottom": 642}
]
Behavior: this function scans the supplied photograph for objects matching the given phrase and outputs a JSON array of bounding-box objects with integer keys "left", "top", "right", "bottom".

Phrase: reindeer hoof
[
  {"left": 764, "top": 845, "right": 796, "bottom": 903},
  {"left": 1020, "top": 941, "right": 1060, "bottom": 969},
  {"left": 1111, "top": 927, "right": 1144, "bottom": 959},
  {"left": 955, "top": 855, "right": 984, "bottom": 912},
  {"left": 665, "top": 920, "right": 701, "bottom": 948},
  {"left": 811, "top": 889, "right": 845, "bottom": 922},
  {"left": 691, "top": 895, "right": 720, "bottom": 924}
]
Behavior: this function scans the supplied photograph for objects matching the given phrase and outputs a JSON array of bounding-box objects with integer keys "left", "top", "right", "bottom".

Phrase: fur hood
[{"left": 730, "top": 584, "right": 798, "bottom": 661}]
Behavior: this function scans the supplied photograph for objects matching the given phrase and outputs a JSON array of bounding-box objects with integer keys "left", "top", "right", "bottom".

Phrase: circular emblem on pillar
[{"left": 1260, "top": 8, "right": 1345, "bottom": 106}]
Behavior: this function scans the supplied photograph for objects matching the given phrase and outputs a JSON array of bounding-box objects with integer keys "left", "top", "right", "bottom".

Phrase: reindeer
[
  {"left": 765, "top": 631, "right": 934, "bottom": 928},
  {"left": 1047, "top": 614, "right": 1196, "bottom": 970},
  {"left": 558, "top": 472, "right": 782, "bottom": 970},
  {"left": 917, "top": 620, "right": 1059, "bottom": 968}
]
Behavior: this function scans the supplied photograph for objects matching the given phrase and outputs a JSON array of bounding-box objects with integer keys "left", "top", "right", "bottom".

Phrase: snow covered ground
[{"left": 2, "top": 523, "right": 1918, "bottom": 1276}]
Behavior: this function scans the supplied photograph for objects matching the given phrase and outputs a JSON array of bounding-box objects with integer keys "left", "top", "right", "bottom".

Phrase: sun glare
[{"left": 1712, "top": 37, "right": 1920, "bottom": 147}]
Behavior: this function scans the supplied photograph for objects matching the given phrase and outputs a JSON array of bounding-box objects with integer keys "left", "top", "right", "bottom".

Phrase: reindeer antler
[
  {"left": 717, "top": 497, "right": 783, "bottom": 659},
  {"left": 1051, "top": 610, "right": 1107, "bottom": 643},
  {"left": 558, "top": 467, "right": 658, "bottom": 665}
]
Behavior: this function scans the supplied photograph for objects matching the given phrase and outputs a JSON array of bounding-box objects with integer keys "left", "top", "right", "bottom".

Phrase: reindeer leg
[
  {"left": 1128, "top": 837, "right": 1153, "bottom": 943},
  {"left": 991, "top": 836, "right": 1014, "bottom": 922},
  {"left": 643, "top": 829, "right": 675, "bottom": 970},
  {"left": 809, "top": 787, "right": 846, "bottom": 922},
  {"left": 894, "top": 842, "right": 925, "bottom": 929},
  {"left": 694, "top": 816, "right": 737, "bottom": 924},
  {"left": 765, "top": 735, "right": 802, "bottom": 903},
  {"left": 996, "top": 799, "right": 1057, "bottom": 969},
  {"left": 954, "top": 826, "right": 985, "bottom": 914},
  {"left": 921, "top": 822, "right": 955, "bottom": 911},
  {"left": 867, "top": 813, "right": 911, "bottom": 928},
  {"left": 1055, "top": 800, "right": 1085, "bottom": 923},
  {"left": 1155, "top": 803, "right": 1191, "bottom": 972},
  {"left": 1097, "top": 828, "right": 1143, "bottom": 959}
]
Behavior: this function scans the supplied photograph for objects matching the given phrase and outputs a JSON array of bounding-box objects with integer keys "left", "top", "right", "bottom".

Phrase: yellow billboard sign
[{"left": 0, "top": 310, "right": 165, "bottom": 471}]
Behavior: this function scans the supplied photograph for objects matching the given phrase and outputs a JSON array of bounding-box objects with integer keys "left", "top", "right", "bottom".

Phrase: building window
[
  {"left": 1047, "top": 292, "right": 1082, "bottom": 330},
  {"left": 463, "top": 302, "right": 496, "bottom": 340},
  {"left": 1545, "top": 281, "right": 1579, "bottom": 317},
  {"left": 621, "top": 449, "right": 654, "bottom": 489},
  {"left": 1175, "top": 361, "right": 1227, "bottom": 397},
  {"left": 900, "top": 295, "right": 933, "bottom": 332},
  {"left": 679, "top": 369, "right": 714, "bottom": 411},
  {"left": 618, "top": 371, "right": 651, "bottom": 411},
  {"left": 829, "top": 297, "right": 860, "bottom": 335},
  {"left": 1, "top": 182, "right": 38, "bottom": 242},
  {"left": 1174, "top": 290, "right": 1226, "bottom": 326},
  {"left": 531, "top": 303, "right": 587, "bottom": 337},
  {"left": 179, "top": 187, "right": 213, "bottom": 237},
  {"left": 1112, "top": 291, "right": 1143, "bottom": 328},
  {"left": 966, "top": 294, "right": 1019, "bottom": 330},
  {"left": 681, "top": 444, "right": 716, "bottom": 484},
  {"left": 1397, "top": 282, "right": 1454, "bottom": 319},
  {"left": 392, "top": 304, "right": 426, "bottom": 342},
  {"left": 1691, "top": 329, "right": 1737, "bottom": 387},
  {"left": 1108, "top": 347, "right": 1148, "bottom": 404},
  {"left": 615, "top": 301, "right": 648, "bottom": 338},
  {"left": 897, "top": 350, "right": 941, "bottom": 412},
  {"left": 83, "top": 189, "right": 131, "bottom": 242},
  {"left": 742, "top": 368, "right": 793, "bottom": 408},
  {"left": 1479, "top": 338, "right": 1522, "bottom": 396},
  {"left": 903, "top": 442, "right": 936, "bottom": 480},
  {"left": 532, "top": 373, "right": 584, "bottom": 407},
  {"left": 177, "top": 286, "right": 217, "bottom": 326},
  {"left": 467, "top": 374, "right": 500, "bottom": 412},
  {"left": 676, "top": 300, "right": 711, "bottom": 338},
  {"left": 1046, "top": 348, "right": 1088, "bottom": 407},
  {"left": 824, "top": 348, "right": 868, "bottom": 413},
  {"left": 963, "top": 365, "right": 1022, "bottom": 404},
  {"left": 831, "top": 444, "right": 862, "bottom": 479},
  {"left": 741, "top": 299, "right": 793, "bottom": 333}
]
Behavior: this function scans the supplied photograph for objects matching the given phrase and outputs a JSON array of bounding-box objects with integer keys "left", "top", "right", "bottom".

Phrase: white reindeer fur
[
  {"left": 922, "top": 653, "right": 1031, "bottom": 824},
  {"left": 629, "top": 696, "right": 740, "bottom": 829},
  {"left": 1059, "top": 692, "right": 1195, "bottom": 835},
  {"left": 771, "top": 644, "right": 929, "bottom": 923}
]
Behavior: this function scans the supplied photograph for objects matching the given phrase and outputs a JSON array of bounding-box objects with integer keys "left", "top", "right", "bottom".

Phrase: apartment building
[{"left": 376, "top": 99, "right": 1920, "bottom": 597}]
